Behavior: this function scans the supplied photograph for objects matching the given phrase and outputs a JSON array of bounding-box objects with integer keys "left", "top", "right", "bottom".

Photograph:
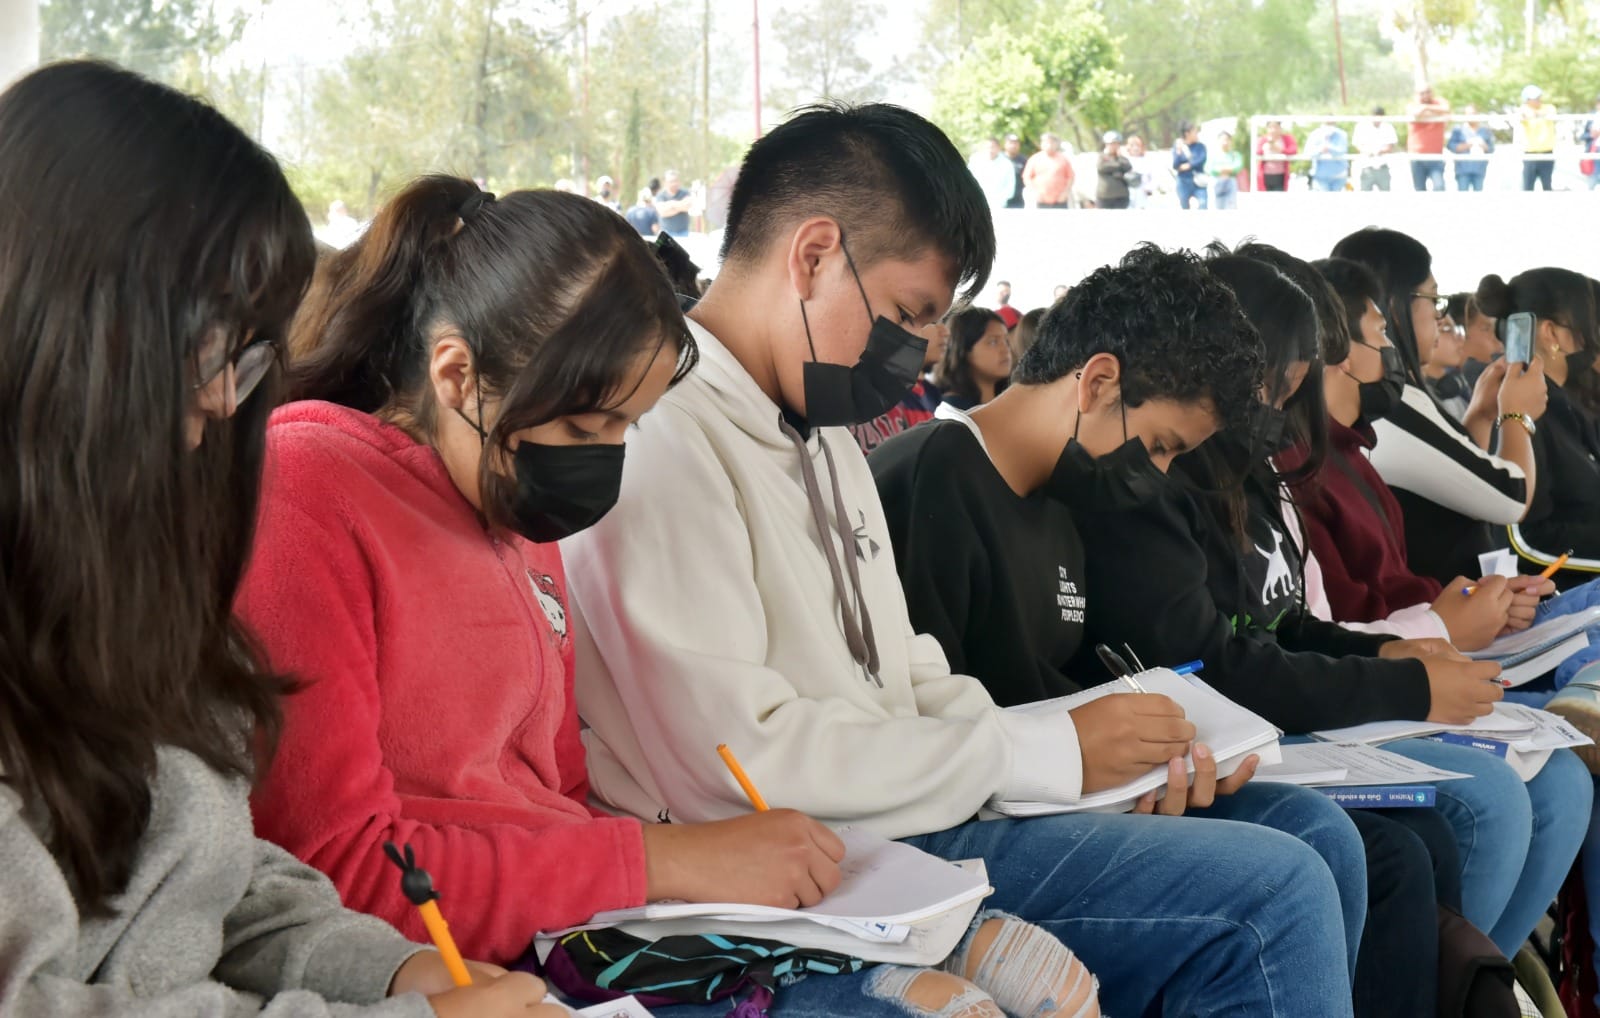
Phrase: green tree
[
  {"left": 767, "top": 0, "right": 888, "bottom": 111},
  {"left": 931, "top": 2, "right": 1128, "bottom": 152}
]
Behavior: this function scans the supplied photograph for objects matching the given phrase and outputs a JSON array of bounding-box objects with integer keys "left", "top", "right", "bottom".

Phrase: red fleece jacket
[{"left": 239, "top": 401, "right": 647, "bottom": 964}]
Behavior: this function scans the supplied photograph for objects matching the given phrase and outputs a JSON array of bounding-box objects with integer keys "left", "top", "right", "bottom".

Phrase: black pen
[{"left": 1095, "top": 643, "right": 1148, "bottom": 693}]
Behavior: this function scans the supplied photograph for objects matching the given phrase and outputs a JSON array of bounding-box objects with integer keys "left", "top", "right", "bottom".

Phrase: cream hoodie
[{"left": 564, "top": 320, "right": 1082, "bottom": 840}]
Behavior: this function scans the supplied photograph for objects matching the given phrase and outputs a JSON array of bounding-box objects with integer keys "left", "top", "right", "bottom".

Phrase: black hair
[
  {"left": 719, "top": 101, "right": 994, "bottom": 303},
  {"left": 0, "top": 61, "right": 314, "bottom": 914},
  {"left": 1015, "top": 244, "right": 1264, "bottom": 432},
  {"left": 1477, "top": 268, "right": 1600, "bottom": 414},
  {"left": 1012, "top": 307, "right": 1046, "bottom": 360},
  {"left": 1446, "top": 292, "right": 1470, "bottom": 325},
  {"left": 1224, "top": 242, "right": 1333, "bottom": 487},
  {"left": 290, "top": 176, "right": 696, "bottom": 535},
  {"left": 1184, "top": 255, "right": 1317, "bottom": 546},
  {"left": 1313, "top": 256, "right": 1386, "bottom": 357},
  {"left": 935, "top": 307, "right": 1009, "bottom": 405},
  {"left": 1330, "top": 227, "right": 1433, "bottom": 386}
]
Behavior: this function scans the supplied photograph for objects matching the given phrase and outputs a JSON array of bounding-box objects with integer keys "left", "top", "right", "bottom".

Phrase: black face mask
[
  {"left": 455, "top": 405, "right": 626, "bottom": 543},
  {"left": 509, "top": 441, "right": 625, "bottom": 543},
  {"left": 798, "top": 238, "right": 928, "bottom": 428},
  {"left": 1350, "top": 342, "right": 1407, "bottom": 422},
  {"left": 1568, "top": 342, "right": 1597, "bottom": 375},
  {"left": 1045, "top": 402, "right": 1172, "bottom": 513},
  {"left": 1248, "top": 402, "right": 1292, "bottom": 457}
]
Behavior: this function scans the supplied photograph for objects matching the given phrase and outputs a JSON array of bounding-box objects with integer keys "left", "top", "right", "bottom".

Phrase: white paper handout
[
  {"left": 988, "top": 670, "right": 1282, "bottom": 816},
  {"left": 1253, "top": 741, "right": 1472, "bottom": 787},
  {"left": 1465, "top": 607, "right": 1600, "bottom": 666},
  {"left": 1312, "top": 702, "right": 1537, "bottom": 745}
]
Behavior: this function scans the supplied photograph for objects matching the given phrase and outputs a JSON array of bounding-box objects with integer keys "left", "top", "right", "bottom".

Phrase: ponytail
[{"left": 289, "top": 175, "right": 482, "bottom": 412}]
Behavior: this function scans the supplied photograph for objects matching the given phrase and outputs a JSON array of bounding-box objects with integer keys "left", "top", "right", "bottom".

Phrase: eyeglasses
[
  {"left": 194, "top": 337, "right": 277, "bottom": 404},
  {"left": 1410, "top": 292, "right": 1450, "bottom": 320}
]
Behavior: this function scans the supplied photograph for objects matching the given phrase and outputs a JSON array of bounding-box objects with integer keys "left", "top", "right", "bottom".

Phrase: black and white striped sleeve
[{"left": 1367, "top": 385, "right": 1527, "bottom": 525}]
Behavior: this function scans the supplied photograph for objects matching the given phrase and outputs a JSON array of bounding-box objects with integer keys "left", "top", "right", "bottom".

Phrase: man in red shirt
[
  {"left": 1408, "top": 86, "right": 1451, "bottom": 192},
  {"left": 1022, "top": 133, "right": 1075, "bottom": 208}
]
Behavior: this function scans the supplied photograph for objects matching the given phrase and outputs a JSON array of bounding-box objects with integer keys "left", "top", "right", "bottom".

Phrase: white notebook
[
  {"left": 988, "top": 669, "right": 1282, "bottom": 816},
  {"left": 541, "top": 827, "right": 990, "bottom": 938},
  {"left": 1465, "top": 607, "right": 1600, "bottom": 666}
]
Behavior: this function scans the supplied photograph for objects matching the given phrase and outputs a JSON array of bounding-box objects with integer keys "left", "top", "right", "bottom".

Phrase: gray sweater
[{"left": 0, "top": 746, "right": 436, "bottom": 1017}]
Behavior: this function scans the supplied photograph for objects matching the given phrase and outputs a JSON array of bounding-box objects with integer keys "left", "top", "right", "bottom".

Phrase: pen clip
[
  {"left": 1095, "top": 643, "right": 1134, "bottom": 679},
  {"left": 1122, "top": 643, "right": 1148, "bottom": 673}
]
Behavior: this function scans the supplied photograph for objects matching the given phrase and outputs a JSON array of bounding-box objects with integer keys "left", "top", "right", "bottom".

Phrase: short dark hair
[
  {"left": 1014, "top": 245, "right": 1264, "bottom": 432},
  {"left": 720, "top": 101, "right": 995, "bottom": 303},
  {"left": 1313, "top": 256, "right": 1385, "bottom": 356},
  {"left": 1330, "top": 227, "right": 1433, "bottom": 385}
]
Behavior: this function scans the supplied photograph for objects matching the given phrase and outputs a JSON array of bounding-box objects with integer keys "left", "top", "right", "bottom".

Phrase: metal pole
[
  {"left": 1524, "top": 0, "right": 1535, "bottom": 55},
  {"left": 702, "top": 0, "right": 711, "bottom": 179},
  {"left": 1332, "top": 0, "right": 1349, "bottom": 107},
  {"left": 752, "top": 0, "right": 762, "bottom": 140}
]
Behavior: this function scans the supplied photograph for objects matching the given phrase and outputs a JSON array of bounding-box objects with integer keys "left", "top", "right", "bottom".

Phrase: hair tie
[{"left": 460, "top": 190, "right": 496, "bottom": 221}]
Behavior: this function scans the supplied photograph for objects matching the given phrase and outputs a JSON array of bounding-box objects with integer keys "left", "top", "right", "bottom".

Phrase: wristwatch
[{"left": 1499, "top": 412, "right": 1537, "bottom": 437}]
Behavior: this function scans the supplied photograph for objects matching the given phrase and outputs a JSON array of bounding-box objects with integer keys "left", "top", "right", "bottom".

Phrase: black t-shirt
[
  {"left": 1069, "top": 465, "right": 1431, "bottom": 734},
  {"left": 870, "top": 418, "right": 1088, "bottom": 706},
  {"left": 1524, "top": 380, "right": 1600, "bottom": 561},
  {"left": 1007, "top": 153, "right": 1027, "bottom": 207}
]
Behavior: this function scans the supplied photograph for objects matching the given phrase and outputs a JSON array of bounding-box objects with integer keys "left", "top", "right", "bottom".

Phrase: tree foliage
[
  {"left": 931, "top": 1, "right": 1128, "bottom": 152},
  {"left": 767, "top": 0, "right": 889, "bottom": 111}
]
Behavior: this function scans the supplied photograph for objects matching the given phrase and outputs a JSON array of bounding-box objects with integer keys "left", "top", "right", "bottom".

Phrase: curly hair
[{"left": 1015, "top": 244, "right": 1264, "bottom": 432}]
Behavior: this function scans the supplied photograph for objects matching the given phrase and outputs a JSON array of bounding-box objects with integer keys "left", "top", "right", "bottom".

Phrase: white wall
[
  {"left": 987, "top": 191, "right": 1600, "bottom": 314},
  {"left": 0, "top": 0, "right": 39, "bottom": 90}
]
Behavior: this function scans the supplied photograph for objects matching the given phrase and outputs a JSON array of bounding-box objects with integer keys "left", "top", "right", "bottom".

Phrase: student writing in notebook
[
  {"left": 1076, "top": 246, "right": 1591, "bottom": 961},
  {"left": 868, "top": 245, "right": 1456, "bottom": 1017},
  {"left": 564, "top": 101, "right": 1360, "bottom": 1018},
  {"left": 236, "top": 174, "right": 1092, "bottom": 1017},
  {"left": 0, "top": 62, "right": 554, "bottom": 1017}
]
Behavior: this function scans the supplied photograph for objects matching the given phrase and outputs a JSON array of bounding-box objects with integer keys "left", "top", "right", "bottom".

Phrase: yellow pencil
[
  {"left": 1540, "top": 550, "right": 1573, "bottom": 580},
  {"left": 716, "top": 743, "right": 771, "bottom": 812},
  {"left": 383, "top": 842, "right": 472, "bottom": 987}
]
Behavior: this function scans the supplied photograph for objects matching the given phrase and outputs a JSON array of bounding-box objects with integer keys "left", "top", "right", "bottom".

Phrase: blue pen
[{"left": 1172, "top": 660, "right": 1205, "bottom": 676}]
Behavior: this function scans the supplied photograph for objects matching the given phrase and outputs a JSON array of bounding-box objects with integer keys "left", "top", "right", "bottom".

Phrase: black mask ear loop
[
  {"left": 797, "top": 230, "right": 877, "bottom": 367},
  {"left": 451, "top": 354, "right": 488, "bottom": 445}
]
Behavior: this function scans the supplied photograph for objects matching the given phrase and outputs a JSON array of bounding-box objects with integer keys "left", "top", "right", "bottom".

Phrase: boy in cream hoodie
[{"left": 564, "top": 102, "right": 1362, "bottom": 1017}]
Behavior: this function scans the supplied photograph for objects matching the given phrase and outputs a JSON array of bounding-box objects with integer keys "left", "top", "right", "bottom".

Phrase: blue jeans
[
  {"left": 1313, "top": 176, "right": 1347, "bottom": 192},
  {"left": 1385, "top": 738, "right": 1591, "bottom": 955},
  {"left": 1411, "top": 159, "right": 1446, "bottom": 191},
  {"left": 1455, "top": 169, "right": 1486, "bottom": 191},
  {"left": 1176, "top": 176, "right": 1209, "bottom": 209},
  {"left": 1212, "top": 175, "right": 1238, "bottom": 209},
  {"left": 1523, "top": 158, "right": 1555, "bottom": 190},
  {"left": 1523, "top": 579, "right": 1600, "bottom": 688},
  {"left": 898, "top": 786, "right": 1358, "bottom": 1017}
]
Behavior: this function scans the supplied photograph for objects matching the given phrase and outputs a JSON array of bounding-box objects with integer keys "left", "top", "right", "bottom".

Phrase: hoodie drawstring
[{"left": 779, "top": 416, "right": 882, "bottom": 686}]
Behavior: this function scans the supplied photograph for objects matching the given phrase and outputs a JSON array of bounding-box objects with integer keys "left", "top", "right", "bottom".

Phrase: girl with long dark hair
[
  {"left": 1330, "top": 228, "right": 1547, "bottom": 583},
  {"left": 0, "top": 61, "right": 551, "bottom": 1016},
  {"left": 935, "top": 306, "right": 1012, "bottom": 409}
]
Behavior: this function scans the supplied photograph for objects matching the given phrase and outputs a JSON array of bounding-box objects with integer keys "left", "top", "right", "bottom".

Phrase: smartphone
[{"left": 1503, "top": 311, "right": 1534, "bottom": 365}]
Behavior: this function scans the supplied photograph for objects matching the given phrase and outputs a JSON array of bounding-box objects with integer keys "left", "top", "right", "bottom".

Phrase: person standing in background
[
  {"left": 1124, "top": 135, "right": 1155, "bottom": 208},
  {"left": 1003, "top": 133, "right": 1028, "bottom": 208},
  {"left": 1096, "top": 130, "right": 1133, "bottom": 210},
  {"left": 1255, "top": 121, "right": 1296, "bottom": 192},
  {"left": 1211, "top": 132, "right": 1243, "bottom": 208},
  {"left": 1023, "top": 133, "right": 1076, "bottom": 208},
  {"left": 1172, "top": 121, "right": 1209, "bottom": 209},
  {"left": 594, "top": 175, "right": 620, "bottom": 211},
  {"left": 1446, "top": 106, "right": 1494, "bottom": 192},
  {"left": 1518, "top": 85, "right": 1557, "bottom": 191},
  {"left": 1355, "top": 107, "right": 1399, "bottom": 191},
  {"left": 1581, "top": 97, "right": 1600, "bottom": 190},
  {"left": 624, "top": 187, "right": 659, "bottom": 237},
  {"left": 1407, "top": 87, "right": 1451, "bottom": 192},
  {"left": 1308, "top": 118, "right": 1351, "bottom": 192},
  {"left": 969, "top": 137, "right": 1021, "bottom": 211},
  {"left": 993, "top": 280, "right": 1021, "bottom": 329},
  {"left": 654, "top": 169, "right": 693, "bottom": 236}
]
